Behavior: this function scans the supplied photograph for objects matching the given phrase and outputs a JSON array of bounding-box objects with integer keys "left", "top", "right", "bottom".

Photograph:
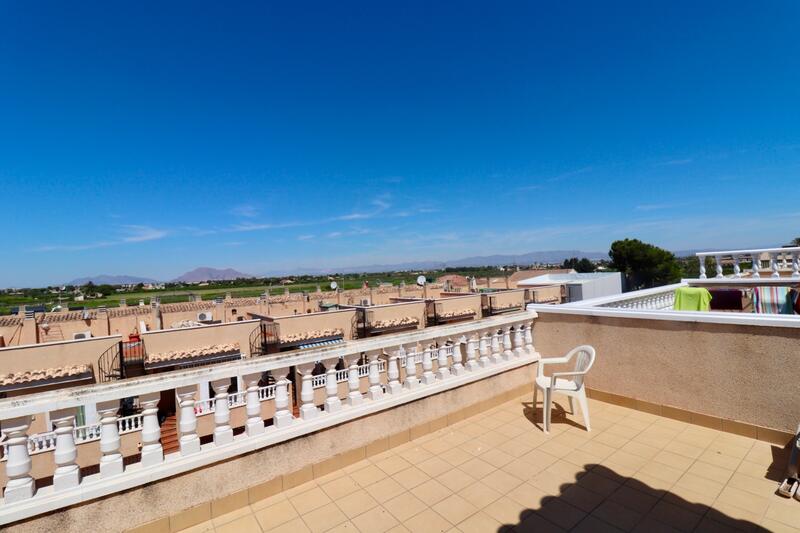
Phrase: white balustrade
[
  {"left": 177, "top": 388, "right": 201, "bottom": 455},
  {"left": 2, "top": 416, "right": 35, "bottom": 502},
  {"left": 368, "top": 360, "right": 383, "bottom": 401},
  {"left": 273, "top": 379, "right": 293, "bottom": 428},
  {"left": 139, "top": 394, "right": 162, "bottom": 467},
  {"left": 696, "top": 247, "right": 800, "bottom": 281},
  {"left": 97, "top": 401, "right": 123, "bottom": 476},
  {"left": 324, "top": 368, "right": 342, "bottom": 413},
  {"left": 421, "top": 345, "right": 435, "bottom": 385},
  {"left": 436, "top": 342, "right": 450, "bottom": 379},
  {"left": 347, "top": 364, "right": 363, "bottom": 406},
  {"left": 51, "top": 411, "right": 80, "bottom": 491},
  {"left": 513, "top": 326, "right": 524, "bottom": 358},
  {"left": 490, "top": 330, "right": 503, "bottom": 363},
  {"left": 524, "top": 322, "right": 534, "bottom": 356},
  {"left": 502, "top": 326, "right": 513, "bottom": 361},
  {"left": 451, "top": 337, "right": 465, "bottom": 376},
  {"left": 300, "top": 374, "right": 318, "bottom": 420},
  {"left": 212, "top": 380, "right": 234, "bottom": 446},
  {"left": 246, "top": 374, "right": 265, "bottom": 436},
  {"left": 465, "top": 335, "right": 479, "bottom": 371},
  {"left": 404, "top": 345, "right": 419, "bottom": 389},
  {"left": 479, "top": 332, "right": 491, "bottom": 368},
  {"left": 386, "top": 354, "right": 402, "bottom": 394}
]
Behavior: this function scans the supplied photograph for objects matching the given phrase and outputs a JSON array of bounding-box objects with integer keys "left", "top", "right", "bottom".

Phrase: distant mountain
[
  {"left": 68, "top": 274, "right": 159, "bottom": 285},
  {"left": 268, "top": 250, "right": 608, "bottom": 276},
  {"left": 172, "top": 267, "right": 254, "bottom": 283}
]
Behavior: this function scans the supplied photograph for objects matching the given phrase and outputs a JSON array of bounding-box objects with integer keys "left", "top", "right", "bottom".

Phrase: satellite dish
[
  {"left": 330, "top": 281, "right": 338, "bottom": 290},
  {"left": 416, "top": 275, "right": 426, "bottom": 286}
]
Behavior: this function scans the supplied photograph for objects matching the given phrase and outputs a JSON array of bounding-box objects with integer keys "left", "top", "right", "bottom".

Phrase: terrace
[{"left": 0, "top": 246, "right": 799, "bottom": 532}]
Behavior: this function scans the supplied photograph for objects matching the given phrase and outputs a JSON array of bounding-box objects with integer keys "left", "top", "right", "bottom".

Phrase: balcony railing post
[
  {"left": 714, "top": 255, "right": 723, "bottom": 278},
  {"left": 274, "top": 379, "right": 293, "bottom": 427},
  {"left": 176, "top": 387, "right": 201, "bottom": 455},
  {"left": 404, "top": 345, "right": 419, "bottom": 389},
  {"left": 387, "top": 353, "right": 402, "bottom": 394},
  {"left": 421, "top": 345, "right": 435, "bottom": 385},
  {"left": 324, "top": 368, "right": 342, "bottom": 413},
  {"left": 698, "top": 256, "right": 707, "bottom": 279},
  {"left": 51, "top": 410, "right": 81, "bottom": 491},
  {"left": 479, "top": 332, "right": 491, "bottom": 368},
  {"left": 347, "top": 363, "right": 363, "bottom": 406},
  {"left": 2, "top": 416, "right": 36, "bottom": 503},
  {"left": 97, "top": 400, "right": 124, "bottom": 476},
  {"left": 245, "top": 373, "right": 265, "bottom": 436},
  {"left": 513, "top": 325, "right": 524, "bottom": 358},
  {"left": 436, "top": 341, "right": 450, "bottom": 380},
  {"left": 733, "top": 256, "right": 741, "bottom": 278},
  {"left": 793, "top": 253, "right": 800, "bottom": 278},
  {"left": 451, "top": 337, "right": 465, "bottom": 376},
  {"left": 139, "top": 393, "right": 163, "bottom": 467},
  {"left": 300, "top": 374, "right": 318, "bottom": 420},
  {"left": 465, "top": 335, "right": 479, "bottom": 371},
  {"left": 211, "top": 379, "right": 234, "bottom": 446},
  {"left": 751, "top": 253, "right": 761, "bottom": 278},
  {"left": 490, "top": 329, "right": 502, "bottom": 364},
  {"left": 368, "top": 359, "right": 383, "bottom": 400},
  {"left": 770, "top": 253, "right": 780, "bottom": 278},
  {"left": 502, "top": 326, "right": 513, "bottom": 360},
  {"left": 524, "top": 321, "right": 534, "bottom": 356}
]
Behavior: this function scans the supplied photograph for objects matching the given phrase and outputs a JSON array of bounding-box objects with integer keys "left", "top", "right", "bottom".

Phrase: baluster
[
  {"left": 490, "top": 330, "right": 503, "bottom": 363},
  {"left": 2, "top": 416, "right": 36, "bottom": 502},
  {"left": 698, "top": 256, "right": 707, "bottom": 279},
  {"left": 421, "top": 345, "right": 435, "bottom": 385},
  {"left": 210, "top": 380, "right": 233, "bottom": 446},
  {"left": 733, "top": 256, "right": 741, "bottom": 278},
  {"left": 300, "top": 373, "right": 318, "bottom": 420},
  {"left": 274, "top": 379, "right": 293, "bottom": 427},
  {"left": 513, "top": 326, "right": 524, "bottom": 358},
  {"left": 368, "top": 359, "right": 383, "bottom": 400},
  {"left": 97, "top": 401, "right": 124, "bottom": 475},
  {"left": 770, "top": 253, "right": 780, "bottom": 278},
  {"left": 140, "top": 394, "right": 163, "bottom": 467},
  {"left": 404, "top": 346, "right": 420, "bottom": 389},
  {"left": 451, "top": 337, "right": 465, "bottom": 376},
  {"left": 751, "top": 253, "right": 761, "bottom": 278},
  {"left": 386, "top": 354, "right": 402, "bottom": 394},
  {"left": 524, "top": 321, "right": 534, "bottom": 356},
  {"left": 502, "top": 326, "right": 514, "bottom": 360},
  {"left": 245, "top": 373, "right": 265, "bottom": 436},
  {"left": 324, "top": 368, "right": 342, "bottom": 413},
  {"left": 478, "top": 332, "right": 491, "bottom": 368},
  {"left": 436, "top": 341, "right": 450, "bottom": 379},
  {"left": 51, "top": 410, "right": 81, "bottom": 490},
  {"left": 347, "top": 363, "right": 363, "bottom": 406},
  {"left": 792, "top": 252, "right": 800, "bottom": 278},
  {"left": 176, "top": 387, "right": 201, "bottom": 454},
  {"left": 465, "top": 335, "right": 479, "bottom": 371},
  {"left": 714, "top": 255, "right": 723, "bottom": 278}
]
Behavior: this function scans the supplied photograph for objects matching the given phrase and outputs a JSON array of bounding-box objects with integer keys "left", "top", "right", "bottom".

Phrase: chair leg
[
  {"left": 568, "top": 396, "right": 574, "bottom": 415},
  {"left": 576, "top": 389, "right": 591, "bottom": 431},
  {"left": 543, "top": 388, "right": 552, "bottom": 433},
  {"left": 533, "top": 383, "right": 538, "bottom": 409}
]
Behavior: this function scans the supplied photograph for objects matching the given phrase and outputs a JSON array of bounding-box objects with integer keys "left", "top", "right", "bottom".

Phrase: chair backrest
[{"left": 569, "top": 345, "right": 596, "bottom": 388}]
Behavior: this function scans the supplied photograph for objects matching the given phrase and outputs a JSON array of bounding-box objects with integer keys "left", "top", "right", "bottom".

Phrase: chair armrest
[{"left": 538, "top": 355, "right": 571, "bottom": 366}]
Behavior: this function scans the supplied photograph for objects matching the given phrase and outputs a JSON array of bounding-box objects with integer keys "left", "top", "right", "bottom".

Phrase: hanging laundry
[
  {"left": 708, "top": 288, "right": 744, "bottom": 311},
  {"left": 753, "top": 286, "right": 793, "bottom": 314},
  {"left": 673, "top": 287, "right": 712, "bottom": 311}
]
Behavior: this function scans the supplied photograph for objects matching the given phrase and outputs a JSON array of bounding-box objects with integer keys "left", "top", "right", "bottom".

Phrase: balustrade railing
[
  {"left": 0, "top": 312, "right": 537, "bottom": 524},
  {"left": 697, "top": 247, "right": 800, "bottom": 280}
]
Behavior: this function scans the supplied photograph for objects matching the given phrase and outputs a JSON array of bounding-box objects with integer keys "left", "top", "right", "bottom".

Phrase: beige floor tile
[
  {"left": 459, "top": 481, "right": 503, "bottom": 508},
  {"left": 266, "top": 516, "right": 310, "bottom": 533},
  {"left": 479, "top": 447, "right": 515, "bottom": 468},
  {"left": 591, "top": 499, "right": 643, "bottom": 531},
  {"left": 637, "top": 459, "right": 685, "bottom": 485},
  {"left": 514, "top": 512, "right": 568, "bottom": 533},
  {"left": 422, "top": 438, "right": 451, "bottom": 455},
  {"left": 506, "top": 481, "right": 549, "bottom": 510},
  {"left": 452, "top": 510, "right": 502, "bottom": 533},
  {"left": 254, "top": 500, "right": 299, "bottom": 531},
  {"left": 393, "top": 466, "right": 430, "bottom": 490},
  {"left": 497, "top": 437, "right": 534, "bottom": 458},
  {"left": 303, "top": 502, "right": 348, "bottom": 533},
  {"left": 384, "top": 525, "right": 411, "bottom": 533},
  {"left": 698, "top": 449, "right": 744, "bottom": 470},
  {"left": 215, "top": 513, "right": 261, "bottom": 533},
  {"left": 320, "top": 475, "right": 361, "bottom": 500},
  {"left": 608, "top": 484, "right": 658, "bottom": 515},
  {"left": 713, "top": 485, "right": 771, "bottom": 517},
  {"left": 336, "top": 489, "right": 379, "bottom": 519},
  {"left": 290, "top": 486, "right": 333, "bottom": 515},
  {"left": 350, "top": 464, "right": 387, "bottom": 488},
  {"left": 325, "top": 521, "right": 359, "bottom": 533},
  {"left": 179, "top": 520, "right": 215, "bottom": 533},
  {"left": 647, "top": 500, "right": 704, "bottom": 531},
  {"left": 350, "top": 506, "right": 399, "bottom": 533},
  {"left": 212, "top": 506, "right": 254, "bottom": 527},
  {"left": 459, "top": 456, "right": 496, "bottom": 478},
  {"left": 432, "top": 493, "right": 479, "bottom": 525},
  {"left": 652, "top": 450, "right": 695, "bottom": 471},
  {"left": 482, "top": 495, "right": 532, "bottom": 525},
  {"left": 762, "top": 515, "right": 800, "bottom": 532},
  {"left": 537, "top": 498, "right": 587, "bottom": 530},
  {"left": 579, "top": 440, "right": 618, "bottom": 461},
  {"left": 620, "top": 440, "right": 660, "bottom": 460},
  {"left": 482, "top": 468, "right": 524, "bottom": 494},
  {"left": 687, "top": 460, "right": 735, "bottom": 485},
  {"left": 412, "top": 478, "right": 452, "bottom": 504},
  {"left": 404, "top": 508, "right": 453, "bottom": 533},
  {"left": 593, "top": 431, "right": 630, "bottom": 449},
  {"left": 437, "top": 467, "right": 475, "bottom": 492},
  {"left": 368, "top": 476, "right": 406, "bottom": 503},
  {"left": 575, "top": 471, "right": 622, "bottom": 498},
  {"left": 571, "top": 514, "right": 625, "bottom": 533},
  {"left": 251, "top": 491, "right": 288, "bottom": 512},
  {"left": 374, "top": 455, "right": 413, "bottom": 476},
  {"left": 560, "top": 483, "right": 606, "bottom": 513},
  {"left": 519, "top": 449, "right": 561, "bottom": 472},
  {"left": 631, "top": 516, "right": 681, "bottom": 533},
  {"left": 663, "top": 440, "right": 706, "bottom": 460},
  {"left": 439, "top": 447, "right": 473, "bottom": 467},
  {"left": 418, "top": 456, "right": 453, "bottom": 477},
  {"left": 383, "top": 491, "right": 427, "bottom": 522}
]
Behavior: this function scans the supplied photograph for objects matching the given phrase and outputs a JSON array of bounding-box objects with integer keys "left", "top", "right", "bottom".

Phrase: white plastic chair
[{"left": 533, "top": 345, "right": 595, "bottom": 433}]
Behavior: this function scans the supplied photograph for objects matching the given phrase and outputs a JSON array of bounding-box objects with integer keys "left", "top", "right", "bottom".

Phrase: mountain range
[{"left": 172, "top": 267, "right": 254, "bottom": 283}]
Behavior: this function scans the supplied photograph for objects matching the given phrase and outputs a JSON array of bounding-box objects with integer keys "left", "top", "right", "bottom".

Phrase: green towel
[{"left": 673, "top": 287, "right": 712, "bottom": 311}]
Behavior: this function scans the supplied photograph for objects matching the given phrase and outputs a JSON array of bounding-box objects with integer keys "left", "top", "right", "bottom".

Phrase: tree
[
  {"left": 608, "top": 239, "right": 682, "bottom": 290},
  {"left": 790, "top": 237, "right": 800, "bottom": 247},
  {"left": 562, "top": 257, "right": 596, "bottom": 273}
]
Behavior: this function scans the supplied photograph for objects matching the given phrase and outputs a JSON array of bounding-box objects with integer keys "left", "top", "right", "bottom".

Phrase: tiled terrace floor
[{"left": 180, "top": 395, "right": 800, "bottom": 533}]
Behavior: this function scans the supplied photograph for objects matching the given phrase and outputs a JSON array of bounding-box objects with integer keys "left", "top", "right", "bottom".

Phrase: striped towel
[{"left": 753, "top": 287, "right": 792, "bottom": 314}]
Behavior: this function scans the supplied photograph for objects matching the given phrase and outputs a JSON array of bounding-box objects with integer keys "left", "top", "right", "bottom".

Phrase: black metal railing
[
  {"left": 97, "top": 342, "right": 123, "bottom": 383},
  {"left": 250, "top": 321, "right": 279, "bottom": 357}
]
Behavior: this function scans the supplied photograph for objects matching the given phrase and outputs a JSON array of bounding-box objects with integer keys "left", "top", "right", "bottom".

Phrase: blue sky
[{"left": 2, "top": 1, "right": 799, "bottom": 286}]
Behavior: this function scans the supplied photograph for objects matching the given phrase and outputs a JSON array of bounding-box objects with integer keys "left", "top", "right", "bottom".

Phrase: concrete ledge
[{"left": 6, "top": 365, "right": 535, "bottom": 533}]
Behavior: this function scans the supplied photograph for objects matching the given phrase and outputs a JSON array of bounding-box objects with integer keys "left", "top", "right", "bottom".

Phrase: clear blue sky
[{"left": 2, "top": 1, "right": 799, "bottom": 286}]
